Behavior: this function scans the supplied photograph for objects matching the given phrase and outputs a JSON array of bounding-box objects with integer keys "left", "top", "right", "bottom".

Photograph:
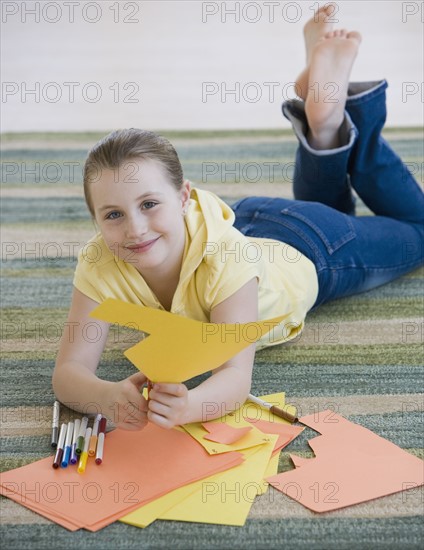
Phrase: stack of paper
[
  {"left": 120, "top": 392, "right": 303, "bottom": 528},
  {"left": 0, "top": 393, "right": 301, "bottom": 530},
  {"left": 0, "top": 422, "right": 243, "bottom": 531}
]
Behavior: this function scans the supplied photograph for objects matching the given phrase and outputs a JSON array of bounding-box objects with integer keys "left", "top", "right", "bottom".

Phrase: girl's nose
[{"left": 125, "top": 214, "right": 148, "bottom": 240}]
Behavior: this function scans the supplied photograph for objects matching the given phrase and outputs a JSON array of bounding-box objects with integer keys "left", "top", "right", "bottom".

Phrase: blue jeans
[{"left": 232, "top": 80, "right": 424, "bottom": 308}]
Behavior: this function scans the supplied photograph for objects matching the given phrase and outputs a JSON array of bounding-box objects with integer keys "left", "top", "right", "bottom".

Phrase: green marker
[{"left": 75, "top": 416, "right": 88, "bottom": 455}]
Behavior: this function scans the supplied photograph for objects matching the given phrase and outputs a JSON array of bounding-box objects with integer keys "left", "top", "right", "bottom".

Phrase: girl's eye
[
  {"left": 106, "top": 211, "right": 122, "bottom": 220},
  {"left": 142, "top": 201, "right": 158, "bottom": 210}
]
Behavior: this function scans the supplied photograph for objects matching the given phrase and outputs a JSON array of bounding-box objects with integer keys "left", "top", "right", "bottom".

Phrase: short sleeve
[{"left": 202, "top": 228, "right": 263, "bottom": 309}]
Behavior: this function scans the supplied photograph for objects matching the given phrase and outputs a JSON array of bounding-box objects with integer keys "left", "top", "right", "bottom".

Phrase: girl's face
[{"left": 90, "top": 158, "right": 190, "bottom": 278}]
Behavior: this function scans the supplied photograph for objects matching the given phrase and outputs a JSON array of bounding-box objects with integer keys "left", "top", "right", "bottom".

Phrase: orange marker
[{"left": 88, "top": 414, "right": 102, "bottom": 457}]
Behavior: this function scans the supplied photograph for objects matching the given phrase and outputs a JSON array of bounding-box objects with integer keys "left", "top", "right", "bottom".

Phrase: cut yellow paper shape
[
  {"left": 202, "top": 422, "right": 252, "bottom": 444},
  {"left": 90, "top": 298, "right": 288, "bottom": 383},
  {"left": 181, "top": 392, "right": 299, "bottom": 455},
  {"left": 183, "top": 419, "right": 271, "bottom": 455}
]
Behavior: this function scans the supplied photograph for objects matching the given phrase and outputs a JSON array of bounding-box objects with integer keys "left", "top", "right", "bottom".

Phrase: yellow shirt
[{"left": 73, "top": 187, "right": 318, "bottom": 349}]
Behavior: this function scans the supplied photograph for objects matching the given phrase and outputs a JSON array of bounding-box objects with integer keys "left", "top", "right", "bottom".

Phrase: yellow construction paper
[
  {"left": 120, "top": 446, "right": 281, "bottom": 527},
  {"left": 90, "top": 298, "right": 288, "bottom": 383},
  {"left": 181, "top": 392, "right": 298, "bottom": 454},
  {"left": 256, "top": 450, "right": 280, "bottom": 495},
  {"left": 120, "top": 483, "right": 200, "bottom": 528},
  {"left": 159, "top": 437, "right": 277, "bottom": 526}
]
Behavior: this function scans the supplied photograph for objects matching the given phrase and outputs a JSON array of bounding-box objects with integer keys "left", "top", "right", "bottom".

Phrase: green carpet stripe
[
  {"left": 250, "top": 364, "right": 424, "bottom": 398},
  {"left": 1, "top": 136, "right": 422, "bottom": 157},
  {"left": 305, "top": 295, "right": 424, "bottom": 320},
  {"left": 1, "top": 198, "right": 90, "bottom": 224},
  {"left": 256, "top": 343, "right": 424, "bottom": 365},
  {"left": 1, "top": 278, "right": 73, "bottom": 308},
  {"left": 1, "top": 276, "right": 422, "bottom": 310},
  {"left": 1, "top": 359, "right": 423, "bottom": 407},
  {"left": 1, "top": 517, "right": 423, "bottom": 550},
  {"left": 1, "top": 220, "right": 94, "bottom": 232},
  {"left": 3, "top": 137, "right": 422, "bottom": 188},
  {"left": 1, "top": 343, "right": 423, "bottom": 365},
  {"left": 0, "top": 268, "right": 76, "bottom": 278}
]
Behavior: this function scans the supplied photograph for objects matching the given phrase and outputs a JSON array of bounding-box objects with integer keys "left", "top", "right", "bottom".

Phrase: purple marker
[{"left": 70, "top": 418, "right": 81, "bottom": 465}]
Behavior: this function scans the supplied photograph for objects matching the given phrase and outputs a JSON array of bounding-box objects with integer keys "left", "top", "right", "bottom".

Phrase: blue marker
[
  {"left": 61, "top": 422, "right": 74, "bottom": 468},
  {"left": 70, "top": 418, "right": 80, "bottom": 465}
]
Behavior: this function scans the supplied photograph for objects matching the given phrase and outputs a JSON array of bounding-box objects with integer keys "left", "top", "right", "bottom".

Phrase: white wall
[{"left": 1, "top": 0, "right": 423, "bottom": 131}]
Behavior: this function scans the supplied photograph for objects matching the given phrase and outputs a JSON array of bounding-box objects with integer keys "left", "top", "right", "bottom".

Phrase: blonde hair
[{"left": 83, "top": 128, "right": 184, "bottom": 216}]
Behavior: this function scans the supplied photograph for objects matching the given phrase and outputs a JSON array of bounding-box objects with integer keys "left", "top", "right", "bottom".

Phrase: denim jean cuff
[
  {"left": 347, "top": 79, "right": 388, "bottom": 104},
  {"left": 282, "top": 98, "right": 357, "bottom": 157}
]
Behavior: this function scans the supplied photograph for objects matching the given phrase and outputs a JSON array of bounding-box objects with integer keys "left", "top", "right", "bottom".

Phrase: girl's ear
[{"left": 181, "top": 179, "right": 191, "bottom": 212}]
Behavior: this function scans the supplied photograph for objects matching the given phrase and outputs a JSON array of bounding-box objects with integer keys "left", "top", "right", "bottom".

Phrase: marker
[
  {"left": 95, "top": 433, "right": 105, "bottom": 465},
  {"left": 98, "top": 416, "right": 107, "bottom": 436},
  {"left": 51, "top": 401, "right": 60, "bottom": 448},
  {"left": 77, "top": 427, "right": 92, "bottom": 474},
  {"left": 52, "top": 423, "right": 67, "bottom": 469},
  {"left": 247, "top": 394, "right": 298, "bottom": 423},
  {"left": 95, "top": 417, "right": 107, "bottom": 465},
  {"left": 75, "top": 416, "right": 88, "bottom": 455},
  {"left": 61, "top": 422, "right": 74, "bottom": 468},
  {"left": 88, "top": 414, "right": 102, "bottom": 456},
  {"left": 70, "top": 418, "right": 81, "bottom": 464}
]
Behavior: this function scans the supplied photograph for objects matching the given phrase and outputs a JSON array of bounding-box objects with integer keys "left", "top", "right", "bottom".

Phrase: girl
[{"left": 52, "top": 7, "right": 424, "bottom": 431}]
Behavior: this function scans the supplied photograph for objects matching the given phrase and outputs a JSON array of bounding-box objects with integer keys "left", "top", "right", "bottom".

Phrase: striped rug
[{"left": 1, "top": 129, "right": 423, "bottom": 549}]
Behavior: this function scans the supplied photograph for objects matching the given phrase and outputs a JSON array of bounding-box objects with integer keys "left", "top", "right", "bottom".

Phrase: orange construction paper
[
  {"left": 266, "top": 410, "right": 424, "bottom": 513},
  {"left": 202, "top": 422, "right": 252, "bottom": 444},
  {"left": 243, "top": 418, "right": 304, "bottom": 455},
  {"left": 0, "top": 423, "right": 243, "bottom": 531},
  {"left": 90, "top": 298, "right": 288, "bottom": 383}
]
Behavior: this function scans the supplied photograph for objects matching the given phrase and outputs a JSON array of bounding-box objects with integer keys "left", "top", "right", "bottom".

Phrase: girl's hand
[
  {"left": 147, "top": 383, "right": 189, "bottom": 429},
  {"left": 103, "top": 371, "right": 149, "bottom": 431}
]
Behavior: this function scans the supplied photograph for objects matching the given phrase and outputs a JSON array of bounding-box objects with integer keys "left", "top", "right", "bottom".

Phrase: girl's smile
[{"left": 124, "top": 236, "right": 162, "bottom": 254}]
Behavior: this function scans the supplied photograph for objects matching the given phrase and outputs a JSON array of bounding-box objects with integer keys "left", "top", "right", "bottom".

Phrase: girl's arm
[
  {"left": 52, "top": 287, "right": 148, "bottom": 430},
  {"left": 147, "top": 277, "right": 258, "bottom": 428}
]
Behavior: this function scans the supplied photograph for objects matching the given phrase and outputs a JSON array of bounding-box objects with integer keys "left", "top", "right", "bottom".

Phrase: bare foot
[
  {"left": 305, "top": 30, "right": 362, "bottom": 150},
  {"left": 295, "top": 3, "right": 338, "bottom": 100}
]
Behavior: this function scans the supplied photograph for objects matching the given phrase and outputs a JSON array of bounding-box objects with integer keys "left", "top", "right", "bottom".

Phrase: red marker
[
  {"left": 52, "top": 423, "right": 67, "bottom": 469},
  {"left": 95, "top": 417, "right": 107, "bottom": 465}
]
